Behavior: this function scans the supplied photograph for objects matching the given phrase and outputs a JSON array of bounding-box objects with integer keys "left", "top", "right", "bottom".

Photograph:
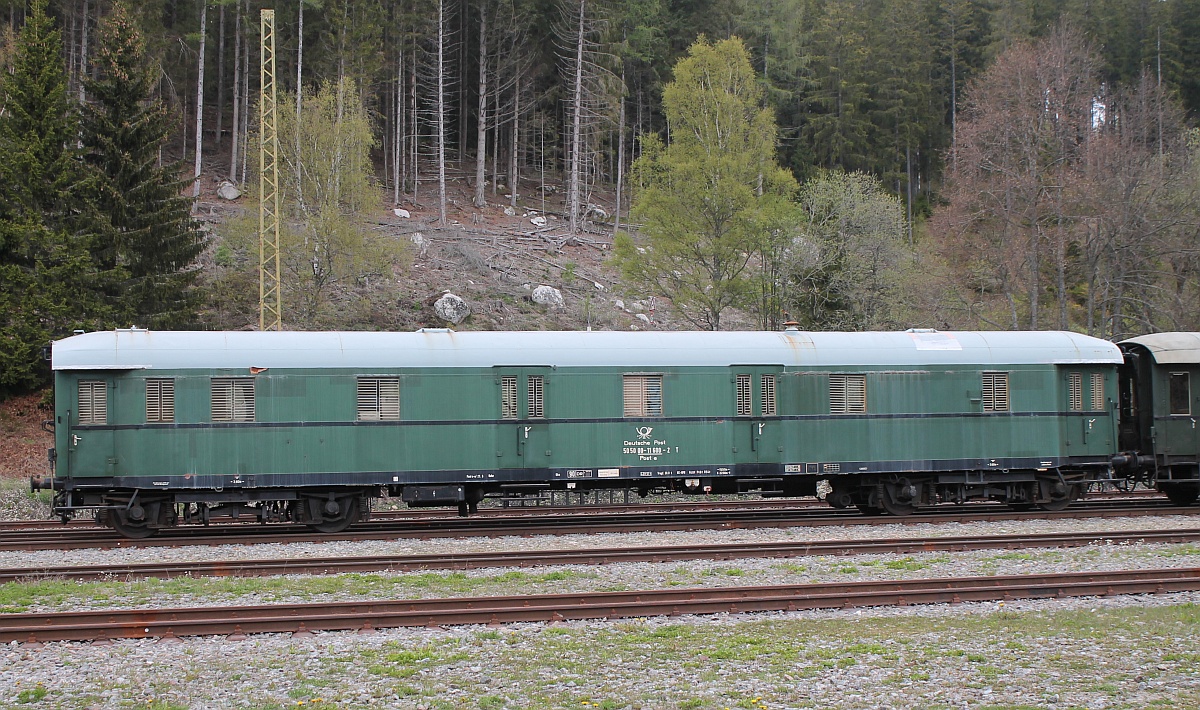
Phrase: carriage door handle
[{"left": 72, "top": 435, "right": 82, "bottom": 446}]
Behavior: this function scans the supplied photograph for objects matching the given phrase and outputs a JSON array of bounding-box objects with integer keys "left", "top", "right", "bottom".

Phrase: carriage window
[
  {"left": 212, "top": 378, "right": 255, "bottom": 422},
  {"left": 146, "top": 378, "right": 175, "bottom": 423},
  {"left": 735, "top": 374, "right": 752, "bottom": 416},
  {"left": 1069, "top": 372, "right": 1083, "bottom": 411},
  {"left": 1170, "top": 372, "right": 1190, "bottom": 415},
  {"left": 1090, "top": 372, "right": 1105, "bottom": 411},
  {"left": 829, "top": 374, "right": 867, "bottom": 414},
  {"left": 623, "top": 374, "right": 663, "bottom": 417},
  {"left": 761, "top": 374, "right": 777, "bottom": 416},
  {"left": 357, "top": 378, "right": 400, "bottom": 421},
  {"left": 78, "top": 380, "right": 107, "bottom": 424},
  {"left": 982, "top": 372, "right": 1009, "bottom": 412},
  {"left": 528, "top": 375, "right": 545, "bottom": 418},
  {"left": 500, "top": 376, "right": 518, "bottom": 419}
]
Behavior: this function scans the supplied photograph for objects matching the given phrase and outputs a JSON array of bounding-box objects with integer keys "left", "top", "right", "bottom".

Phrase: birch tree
[
  {"left": 193, "top": 0, "right": 207, "bottom": 202},
  {"left": 276, "top": 79, "right": 398, "bottom": 321}
]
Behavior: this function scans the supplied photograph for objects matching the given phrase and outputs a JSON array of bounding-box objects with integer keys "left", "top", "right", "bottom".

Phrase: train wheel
[
  {"left": 1162, "top": 483, "right": 1200, "bottom": 507},
  {"left": 1038, "top": 480, "right": 1082, "bottom": 511},
  {"left": 880, "top": 495, "right": 917, "bottom": 516},
  {"left": 105, "top": 512, "right": 157, "bottom": 539},
  {"left": 879, "top": 480, "right": 919, "bottom": 516},
  {"left": 1038, "top": 496, "right": 1072, "bottom": 511},
  {"left": 308, "top": 496, "right": 361, "bottom": 533}
]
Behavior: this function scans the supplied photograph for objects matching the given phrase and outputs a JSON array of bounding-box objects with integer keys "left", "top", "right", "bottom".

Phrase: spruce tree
[
  {"left": 0, "top": 0, "right": 110, "bottom": 395},
  {"left": 81, "top": 2, "right": 206, "bottom": 329}
]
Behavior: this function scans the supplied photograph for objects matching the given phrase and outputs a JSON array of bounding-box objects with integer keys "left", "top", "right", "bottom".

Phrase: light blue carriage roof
[
  {"left": 52, "top": 328, "right": 1123, "bottom": 371},
  {"left": 1120, "top": 333, "right": 1200, "bottom": 364}
]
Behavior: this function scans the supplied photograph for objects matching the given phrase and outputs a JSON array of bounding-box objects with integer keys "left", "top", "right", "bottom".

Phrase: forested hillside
[{"left": 3, "top": 0, "right": 1200, "bottom": 396}]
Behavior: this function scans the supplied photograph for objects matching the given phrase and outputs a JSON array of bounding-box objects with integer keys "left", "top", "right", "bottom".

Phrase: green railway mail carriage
[
  {"left": 1115, "top": 333, "right": 1200, "bottom": 506},
  {"left": 38, "top": 327, "right": 1123, "bottom": 537}
]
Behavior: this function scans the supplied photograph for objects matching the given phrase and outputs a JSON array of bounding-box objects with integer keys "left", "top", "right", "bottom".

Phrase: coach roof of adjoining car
[
  {"left": 1120, "top": 333, "right": 1200, "bottom": 365},
  {"left": 51, "top": 328, "right": 1123, "bottom": 371}
]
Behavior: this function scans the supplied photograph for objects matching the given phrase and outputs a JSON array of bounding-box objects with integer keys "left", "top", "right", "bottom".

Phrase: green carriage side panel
[{"left": 52, "top": 328, "right": 1125, "bottom": 489}]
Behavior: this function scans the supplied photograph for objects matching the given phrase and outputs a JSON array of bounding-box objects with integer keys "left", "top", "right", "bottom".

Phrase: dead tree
[{"left": 555, "top": 0, "right": 616, "bottom": 235}]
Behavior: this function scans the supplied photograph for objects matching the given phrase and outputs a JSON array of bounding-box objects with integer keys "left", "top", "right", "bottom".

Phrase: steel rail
[
  {"left": 5, "top": 528, "right": 1200, "bottom": 583},
  {"left": 1, "top": 500, "right": 1193, "bottom": 552},
  {"left": 3, "top": 567, "right": 1199, "bottom": 644}
]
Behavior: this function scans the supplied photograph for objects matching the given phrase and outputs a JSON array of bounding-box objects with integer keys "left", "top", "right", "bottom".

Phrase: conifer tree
[
  {"left": 81, "top": 2, "right": 206, "bottom": 329},
  {"left": 0, "top": 0, "right": 110, "bottom": 395}
]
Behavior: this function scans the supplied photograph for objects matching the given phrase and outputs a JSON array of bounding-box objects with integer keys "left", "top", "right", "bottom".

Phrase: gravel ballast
[{"left": 2, "top": 514, "right": 1200, "bottom": 709}]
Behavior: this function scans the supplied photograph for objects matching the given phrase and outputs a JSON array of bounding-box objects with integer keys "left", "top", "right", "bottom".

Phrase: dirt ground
[{"left": 0, "top": 392, "right": 53, "bottom": 482}]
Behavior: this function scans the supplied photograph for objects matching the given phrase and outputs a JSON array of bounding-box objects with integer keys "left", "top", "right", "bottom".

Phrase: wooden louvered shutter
[
  {"left": 528, "top": 375, "right": 544, "bottom": 418},
  {"left": 146, "top": 379, "right": 175, "bottom": 422},
  {"left": 358, "top": 378, "right": 399, "bottom": 421},
  {"left": 982, "top": 372, "right": 1009, "bottom": 412},
  {"left": 1090, "top": 373, "right": 1105, "bottom": 411},
  {"left": 213, "top": 378, "right": 255, "bottom": 421},
  {"left": 501, "top": 376, "right": 518, "bottom": 419},
  {"left": 736, "top": 374, "right": 752, "bottom": 416},
  {"left": 78, "top": 381, "right": 107, "bottom": 424},
  {"left": 830, "top": 374, "right": 866, "bottom": 414},
  {"left": 623, "top": 375, "right": 662, "bottom": 417},
  {"left": 761, "top": 375, "right": 776, "bottom": 416},
  {"left": 1069, "top": 373, "right": 1082, "bottom": 411},
  {"left": 211, "top": 379, "right": 233, "bottom": 420}
]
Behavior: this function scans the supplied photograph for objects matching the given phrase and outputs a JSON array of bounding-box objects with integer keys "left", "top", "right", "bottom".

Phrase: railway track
[
  {"left": 2, "top": 498, "right": 1193, "bottom": 551},
  {"left": 4, "top": 567, "right": 1198, "bottom": 644},
  {"left": 4, "top": 527, "right": 1200, "bottom": 582}
]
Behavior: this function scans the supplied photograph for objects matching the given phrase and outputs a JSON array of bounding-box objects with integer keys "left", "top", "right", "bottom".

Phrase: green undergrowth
[
  {"left": 4, "top": 540, "right": 1200, "bottom": 613},
  {"left": 267, "top": 604, "right": 1200, "bottom": 708},
  {"left": 5, "top": 603, "right": 1200, "bottom": 708},
  {"left": 0, "top": 568, "right": 602, "bottom": 612}
]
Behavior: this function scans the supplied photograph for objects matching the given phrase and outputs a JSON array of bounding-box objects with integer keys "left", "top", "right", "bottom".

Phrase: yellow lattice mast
[{"left": 259, "top": 9, "right": 282, "bottom": 331}]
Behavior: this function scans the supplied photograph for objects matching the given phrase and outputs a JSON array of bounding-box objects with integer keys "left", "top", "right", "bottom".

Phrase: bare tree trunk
[
  {"left": 491, "top": 75, "right": 500, "bottom": 197},
  {"left": 509, "top": 73, "right": 520, "bottom": 209},
  {"left": 400, "top": 45, "right": 410, "bottom": 203},
  {"left": 950, "top": 14, "right": 958, "bottom": 174},
  {"left": 472, "top": 0, "right": 488, "bottom": 208},
  {"left": 614, "top": 71, "right": 625, "bottom": 236},
  {"left": 458, "top": 0, "right": 469, "bottom": 164},
  {"left": 78, "top": 0, "right": 88, "bottom": 103},
  {"left": 436, "top": 0, "right": 448, "bottom": 225},
  {"left": 240, "top": 7, "right": 251, "bottom": 185},
  {"left": 68, "top": 4, "right": 76, "bottom": 98},
  {"left": 337, "top": 0, "right": 347, "bottom": 90},
  {"left": 566, "top": 0, "right": 585, "bottom": 236},
  {"left": 230, "top": 0, "right": 242, "bottom": 183},
  {"left": 193, "top": 0, "right": 208, "bottom": 203},
  {"left": 296, "top": 0, "right": 304, "bottom": 206},
  {"left": 410, "top": 53, "right": 419, "bottom": 198},
  {"left": 216, "top": 3, "right": 225, "bottom": 153}
]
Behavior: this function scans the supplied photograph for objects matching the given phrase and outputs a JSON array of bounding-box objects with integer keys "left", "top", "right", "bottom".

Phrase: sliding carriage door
[
  {"left": 496, "top": 367, "right": 551, "bottom": 474},
  {"left": 732, "top": 367, "right": 783, "bottom": 464}
]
